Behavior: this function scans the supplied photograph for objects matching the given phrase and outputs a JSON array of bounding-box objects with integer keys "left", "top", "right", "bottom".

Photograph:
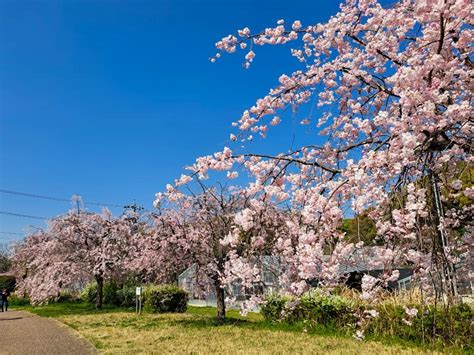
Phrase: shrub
[
  {"left": 9, "top": 294, "right": 30, "bottom": 306},
  {"left": 0, "top": 275, "right": 16, "bottom": 293},
  {"left": 261, "top": 290, "right": 355, "bottom": 328},
  {"left": 116, "top": 284, "right": 137, "bottom": 308},
  {"left": 144, "top": 285, "right": 188, "bottom": 313},
  {"left": 81, "top": 281, "right": 121, "bottom": 306},
  {"left": 81, "top": 282, "right": 98, "bottom": 304},
  {"left": 103, "top": 282, "right": 121, "bottom": 306},
  {"left": 260, "top": 293, "right": 290, "bottom": 321},
  {"left": 81, "top": 281, "right": 142, "bottom": 307},
  {"left": 293, "top": 292, "right": 355, "bottom": 327}
]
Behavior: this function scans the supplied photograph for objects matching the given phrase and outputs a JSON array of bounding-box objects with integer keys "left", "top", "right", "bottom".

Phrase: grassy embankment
[{"left": 16, "top": 302, "right": 445, "bottom": 354}]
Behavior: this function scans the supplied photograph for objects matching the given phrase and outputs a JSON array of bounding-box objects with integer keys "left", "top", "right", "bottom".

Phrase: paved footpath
[{"left": 0, "top": 310, "right": 97, "bottom": 355}]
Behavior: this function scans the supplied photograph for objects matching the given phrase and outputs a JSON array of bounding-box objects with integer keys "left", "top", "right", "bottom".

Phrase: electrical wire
[
  {"left": 0, "top": 211, "right": 47, "bottom": 220},
  {"left": 0, "top": 188, "right": 124, "bottom": 208}
]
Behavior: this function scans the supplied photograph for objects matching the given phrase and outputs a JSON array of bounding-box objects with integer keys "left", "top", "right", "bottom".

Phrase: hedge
[
  {"left": 81, "top": 282, "right": 188, "bottom": 312},
  {"left": 81, "top": 281, "right": 136, "bottom": 307},
  {"left": 9, "top": 295, "right": 30, "bottom": 306},
  {"left": 262, "top": 291, "right": 355, "bottom": 328},
  {"left": 144, "top": 285, "right": 188, "bottom": 313}
]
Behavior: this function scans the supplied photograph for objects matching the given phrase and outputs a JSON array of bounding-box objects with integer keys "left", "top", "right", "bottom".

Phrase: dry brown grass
[
  {"left": 336, "top": 285, "right": 427, "bottom": 308},
  {"left": 44, "top": 306, "right": 429, "bottom": 354}
]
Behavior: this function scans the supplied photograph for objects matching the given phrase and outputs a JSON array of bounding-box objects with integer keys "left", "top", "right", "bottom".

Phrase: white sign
[{"left": 136, "top": 287, "right": 141, "bottom": 296}]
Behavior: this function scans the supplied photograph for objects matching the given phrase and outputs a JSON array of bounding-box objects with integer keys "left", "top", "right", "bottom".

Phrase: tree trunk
[
  {"left": 429, "top": 171, "right": 458, "bottom": 300},
  {"left": 215, "top": 282, "right": 226, "bottom": 324},
  {"left": 95, "top": 275, "right": 104, "bottom": 310}
]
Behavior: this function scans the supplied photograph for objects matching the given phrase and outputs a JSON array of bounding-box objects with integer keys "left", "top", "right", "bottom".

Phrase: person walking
[{"left": 1, "top": 289, "right": 9, "bottom": 312}]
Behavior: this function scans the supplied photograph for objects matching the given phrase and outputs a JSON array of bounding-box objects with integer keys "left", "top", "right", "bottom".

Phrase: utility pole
[
  {"left": 124, "top": 200, "right": 145, "bottom": 230},
  {"left": 124, "top": 199, "right": 144, "bottom": 214},
  {"left": 71, "top": 195, "right": 82, "bottom": 215}
]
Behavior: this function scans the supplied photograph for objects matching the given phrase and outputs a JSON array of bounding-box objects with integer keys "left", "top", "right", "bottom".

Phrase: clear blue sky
[{"left": 0, "top": 0, "right": 345, "bottom": 241}]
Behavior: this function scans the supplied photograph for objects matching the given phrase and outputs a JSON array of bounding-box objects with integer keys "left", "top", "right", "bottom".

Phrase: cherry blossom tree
[
  {"left": 12, "top": 209, "right": 136, "bottom": 308},
  {"left": 147, "top": 183, "right": 284, "bottom": 321},
  {"left": 176, "top": 0, "right": 472, "bottom": 302},
  {"left": 127, "top": 207, "right": 189, "bottom": 285},
  {"left": 152, "top": 185, "right": 248, "bottom": 322}
]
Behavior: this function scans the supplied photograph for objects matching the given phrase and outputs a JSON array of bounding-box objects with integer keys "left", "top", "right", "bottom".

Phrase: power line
[
  {"left": 0, "top": 211, "right": 47, "bottom": 220},
  {"left": 0, "top": 231, "right": 24, "bottom": 236},
  {"left": 0, "top": 189, "right": 69, "bottom": 203},
  {"left": 0, "top": 189, "right": 125, "bottom": 208},
  {"left": 87, "top": 201, "right": 124, "bottom": 208}
]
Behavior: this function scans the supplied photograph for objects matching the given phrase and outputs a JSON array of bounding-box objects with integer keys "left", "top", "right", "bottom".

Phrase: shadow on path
[{"left": 0, "top": 316, "right": 23, "bottom": 321}]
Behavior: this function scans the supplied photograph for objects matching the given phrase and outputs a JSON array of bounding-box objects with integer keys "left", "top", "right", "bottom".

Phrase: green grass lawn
[{"left": 16, "top": 303, "right": 439, "bottom": 354}]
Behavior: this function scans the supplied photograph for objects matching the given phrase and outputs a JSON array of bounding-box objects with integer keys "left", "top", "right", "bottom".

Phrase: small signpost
[{"left": 135, "top": 287, "right": 142, "bottom": 315}]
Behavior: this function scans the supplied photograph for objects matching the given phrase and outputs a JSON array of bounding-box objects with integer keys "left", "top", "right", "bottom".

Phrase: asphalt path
[{"left": 0, "top": 310, "right": 97, "bottom": 355}]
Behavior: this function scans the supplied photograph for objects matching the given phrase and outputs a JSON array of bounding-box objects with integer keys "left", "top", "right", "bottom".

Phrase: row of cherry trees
[
  {"left": 11, "top": 187, "right": 285, "bottom": 320},
  {"left": 11, "top": 0, "right": 472, "bottom": 319},
  {"left": 12, "top": 209, "right": 139, "bottom": 308}
]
